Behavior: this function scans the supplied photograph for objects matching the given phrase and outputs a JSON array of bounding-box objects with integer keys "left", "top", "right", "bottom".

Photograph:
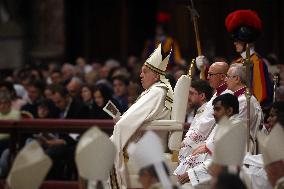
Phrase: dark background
[{"left": 0, "top": 0, "right": 282, "bottom": 69}]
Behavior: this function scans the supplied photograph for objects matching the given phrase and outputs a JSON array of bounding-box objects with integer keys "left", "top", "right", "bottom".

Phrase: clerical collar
[
  {"left": 216, "top": 83, "right": 227, "bottom": 96},
  {"left": 234, "top": 87, "right": 246, "bottom": 97},
  {"left": 241, "top": 47, "right": 255, "bottom": 59}
]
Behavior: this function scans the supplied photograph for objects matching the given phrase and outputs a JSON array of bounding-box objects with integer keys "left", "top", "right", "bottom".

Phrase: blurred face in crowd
[
  {"left": 0, "top": 100, "right": 11, "bottom": 115},
  {"left": 155, "top": 25, "right": 165, "bottom": 38},
  {"left": 94, "top": 90, "right": 104, "bottom": 107},
  {"left": 140, "top": 65, "right": 159, "bottom": 90},
  {"left": 37, "top": 106, "right": 49, "bottom": 118},
  {"left": 52, "top": 92, "right": 69, "bottom": 111},
  {"left": 62, "top": 66, "right": 74, "bottom": 81},
  {"left": 188, "top": 87, "right": 204, "bottom": 109},
  {"left": 0, "top": 87, "right": 9, "bottom": 94},
  {"left": 51, "top": 72, "right": 62, "bottom": 85},
  {"left": 233, "top": 41, "right": 245, "bottom": 53},
  {"left": 44, "top": 88, "right": 53, "bottom": 100},
  {"left": 213, "top": 101, "right": 233, "bottom": 123},
  {"left": 27, "top": 86, "right": 41, "bottom": 103},
  {"left": 67, "top": 80, "right": 81, "bottom": 98},
  {"left": 113, "top": 79, "right": 127, "bottom": 97},
  {"left": 76, "top": 57, "right": 86, "bottom": 67},
  {"left": 207, "top": 63, "right": 227, "bottom": 89},
  {"left": 81, "top": 86, "right": 93, "bottom": 103}
]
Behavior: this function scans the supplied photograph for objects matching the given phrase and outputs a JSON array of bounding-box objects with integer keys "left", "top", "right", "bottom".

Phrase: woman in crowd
[{"left": 93, "top": 83, "right": 122, "bottom": 119}]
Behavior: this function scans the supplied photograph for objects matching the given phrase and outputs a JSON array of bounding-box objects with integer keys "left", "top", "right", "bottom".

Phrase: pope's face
[{"left": 140, "top": 65, "right": 159, "bottom": 90}]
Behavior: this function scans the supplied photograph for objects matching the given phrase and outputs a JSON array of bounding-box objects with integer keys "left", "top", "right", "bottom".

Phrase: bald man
[
  {"left": 174, "top": 62, "right": 232, "bottom": 184},
  {"left": 66, "top": 77, "right": 83, "bottom": 98}
]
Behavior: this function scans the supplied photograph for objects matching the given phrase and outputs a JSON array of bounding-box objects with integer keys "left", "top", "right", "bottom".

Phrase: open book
[{"left": 103, "top": 100, "right": 121, "bottom": 118}]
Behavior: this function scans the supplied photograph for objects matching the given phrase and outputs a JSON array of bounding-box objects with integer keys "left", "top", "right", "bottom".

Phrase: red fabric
[
  {"left": 233, "top": 87, "right": 246, "bottom": 97},
  {"left": 40, "top": 181, "right": 79, "bottom": 189},
  {"left": 157, "top": 12, "right": 171, "bottom": 23},
  {"left": 216, "top": 83, "right": 228, "bottom": 96},
  {"left": 0, "top": 181, "right": 79, "bottom": 189},
  {"left": 225, "top": 10, "right": 262, "bottom": 32}
]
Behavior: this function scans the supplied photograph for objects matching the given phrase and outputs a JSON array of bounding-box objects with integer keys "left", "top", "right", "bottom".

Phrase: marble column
[{"left": 30, "top": 0, "right": 65, "bottom": 62}]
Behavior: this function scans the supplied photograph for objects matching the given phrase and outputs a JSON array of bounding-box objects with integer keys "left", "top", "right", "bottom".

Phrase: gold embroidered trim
[{"left": 145, "top": 62, "right": 165, "bottom": 75}]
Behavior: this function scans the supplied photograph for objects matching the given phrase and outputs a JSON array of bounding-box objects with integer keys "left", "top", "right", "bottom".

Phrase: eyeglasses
[
  {"left": 207, "top": 73, "right": 225, "bottom": 77},
  {"left": 225, "top": 75, "right": 238, "bottom": 79}
]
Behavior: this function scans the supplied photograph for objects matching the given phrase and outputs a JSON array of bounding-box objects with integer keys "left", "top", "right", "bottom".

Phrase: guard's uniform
[{"left": 225, "top": 10, "right": 272, "bottom": 107}]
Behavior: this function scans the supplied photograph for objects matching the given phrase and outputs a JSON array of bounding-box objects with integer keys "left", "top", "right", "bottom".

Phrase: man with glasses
[
  {"left": 197, "top": 10, "right": 272, "bottom": 108},
  {"left": 225, "top": 10, "right": 272, "bottom": 109},
  {"left": 174, "top": 62, "right": 231, "bottom": 185},
  {"left": 225, "top": 63, "right": 262, "bottom": 147},
  {"left": 226, "top": 63, "right": 271, "bottom": 189}
]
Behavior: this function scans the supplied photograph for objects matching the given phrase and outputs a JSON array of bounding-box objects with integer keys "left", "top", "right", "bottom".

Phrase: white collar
[
  {"left": 241, "top": 47, "right": 255, "bottom": 59},
  {"left": 63, "top": 98, "right": 72, "bottom": 118}
]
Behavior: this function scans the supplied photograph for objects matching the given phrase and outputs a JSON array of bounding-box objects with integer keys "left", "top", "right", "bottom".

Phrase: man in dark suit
[{"left": 42, "top": 84, "right": 89, "bottom": 180}]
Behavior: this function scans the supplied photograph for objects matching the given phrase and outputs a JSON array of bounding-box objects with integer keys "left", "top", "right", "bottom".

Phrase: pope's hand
[
  {"left": 113, "top": 116, "right": 121, "bottom": 124},
  {"left": 196, "top": 55, "right": 209, "bottom": 70}
]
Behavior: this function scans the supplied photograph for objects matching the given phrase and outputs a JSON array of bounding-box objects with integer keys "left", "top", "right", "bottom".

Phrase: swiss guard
[{"left": 225, "top": 9, "right": 273, "bottom": 108}]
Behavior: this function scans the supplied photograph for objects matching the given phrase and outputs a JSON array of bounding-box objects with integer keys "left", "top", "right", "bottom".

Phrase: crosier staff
[
  {"left": 273, "top": 74, "right": 279, "bottom": 103},
  {"left": 244, "top": 44, "right": 252, "bottom": 152},
  {"left": 187, "top": 0, "right": 206, "bottom": 80}
]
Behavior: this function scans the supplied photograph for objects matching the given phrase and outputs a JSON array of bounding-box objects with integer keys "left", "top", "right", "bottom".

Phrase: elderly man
[
  {"left": 225, "top": 63, "right": 262, "bottom": 149},
  {"left": 197, "top": 10, "right": 272, "bottom": 107},
  {"left": 181, "top": 62, "right": 230, "bottom": 153},
  {"left": 223, "top": 63, "right": 268, "bottom": 189},
  {"left": 111, "top": 44, "right": 173, "bottom": 189},
  {"left": 174, "top": 62, "right": 230, "bottom": 179}
]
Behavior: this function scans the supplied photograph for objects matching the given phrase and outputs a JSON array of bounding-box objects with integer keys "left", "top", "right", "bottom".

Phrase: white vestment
[
  {"left": 241, "top": 154, "right": 272, "bottom": 189},
  {"left": 235, "top": 89, "right": 263, "bottom": 153},
  {"left": 177, "top": 116, "right": 244, "bottom": 188},
  {"left": 111, "top": 81, "right": 172, "bottom": 189},
  {"left": 175, "top": 88, "right": 232, "bottom": 173}
]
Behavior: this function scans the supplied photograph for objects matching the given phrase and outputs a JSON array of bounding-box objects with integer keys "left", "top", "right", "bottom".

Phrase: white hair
[{"left": 230, "top": 63, "right": 247, "bottom": 85}]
